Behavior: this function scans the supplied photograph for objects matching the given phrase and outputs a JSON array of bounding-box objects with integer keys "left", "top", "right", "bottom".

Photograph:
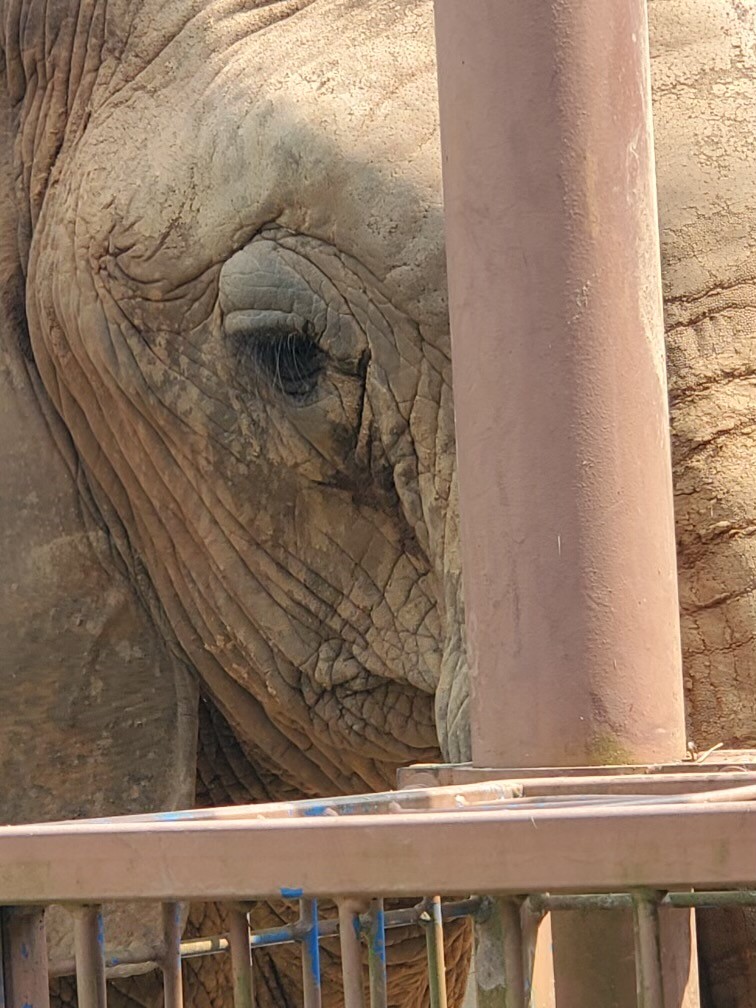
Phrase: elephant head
[
  {"left": 1, "top": 0, "right": 470, "bottom": 822},
  {"left": 3, "top": 1, "right": 756, "bottom": 1004}
]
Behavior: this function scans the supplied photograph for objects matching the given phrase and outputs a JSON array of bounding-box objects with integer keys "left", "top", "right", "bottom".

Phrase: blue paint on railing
[
  {"left": 304, "top": 899, "right": 322, "bottom": 987},
  {"left": 250, "top": 928, "right": 296, "bottom": 948},
  {"left": 280, "top": 886, "right": 304, "bottom": 899},
  {"left": 371, "top": 904, "right": 386, "bottom": 964}
]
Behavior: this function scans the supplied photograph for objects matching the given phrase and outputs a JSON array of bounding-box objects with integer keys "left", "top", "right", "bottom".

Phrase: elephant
[{"left": 1, "top": 0, "right": 755, "bottom": 1006}]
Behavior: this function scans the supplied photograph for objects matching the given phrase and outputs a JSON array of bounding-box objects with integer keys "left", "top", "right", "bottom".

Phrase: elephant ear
[
  {"left": 0, "top": 356, "right": 198, "bottom": 822},
  {"left": 0, "top": 323, "right": 198, "bottom": 963}
]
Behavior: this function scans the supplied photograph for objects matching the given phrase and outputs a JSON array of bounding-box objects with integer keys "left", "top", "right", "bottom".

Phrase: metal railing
[{"left": 2, "top": 763, "right": 756, "bottom": 1008}]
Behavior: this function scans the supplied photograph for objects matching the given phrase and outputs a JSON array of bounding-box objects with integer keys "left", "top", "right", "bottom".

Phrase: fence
[{"left": 2, "top": 756, "right": 756, "bottom": 1008}]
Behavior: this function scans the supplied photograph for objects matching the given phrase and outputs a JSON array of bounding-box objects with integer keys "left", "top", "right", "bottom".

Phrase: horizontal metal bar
[
  {"left": 45, "top": 888, "right": 756, "bottom": 980},
  {"left": 250, "top": 927, "right": 297, "bottom": 948},
  {"left": 398, "top": 752, "right": 756, "bottom": 788},
  {"left": 528, "top": 894, "right": 634, "bottom": 912},
  {"left": 72, "top": 781, "right": 521, "bottom": 826},
  {"left": 664, "top": 890, "right": 756, "bottom": 909},
  {"left": 4, "top": 803, "right": 756, "bottom": 903},
  {"left": 529, "top": 889, "right": 756, "bottom": 913},
  {"left": 403, "top": 770, "right": 756, "bottom": 802},
  {"left": 45, "top": 889, "right": 756, "bottom": 985},
  {"left": 49, "top": 898, "right": 485, "bottom": 978},
  {"left": 519, "top": 773, "right": 756, "bottom": 798},
  {"left": 49, "top": 948, "right": 162, "bottom": 978},
  {"left": 178, "top": 935, "right": 228, "bottom": 959}
]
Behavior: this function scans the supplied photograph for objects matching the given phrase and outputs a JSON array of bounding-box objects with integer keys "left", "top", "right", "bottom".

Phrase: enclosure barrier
[{"left": 2, "top": 756, "right": 756, "bottom": 1008}]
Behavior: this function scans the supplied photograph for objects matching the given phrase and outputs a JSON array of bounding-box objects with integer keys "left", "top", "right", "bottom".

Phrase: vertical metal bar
[
  {"left": 422, "top": 897, "right": 448, "bottom": 1008},
  {"left": 632, "top": 892, "right": 665, "bottom": 1008},
  {"left": 161, "top": 902, "right": 184, "bottom": 1008},
  {"left": 366, "top": 899, "right": 387, "bottom": 1008},
  {"left": 73, "top": 906, "right": 107, "bottom": 1008},
  {"left": 228, "top": 908, "right": 255, "bottom": 1008},
  {"left": 0, "top": 907, "right": 51, "bottom": 1008},
  {"left": 474, "top": 898, "right": 525, "bottom": 1008},
  {"left": 337, "top": 900, "right": 366, "bottom": 1008},
  {"left": 300, "top": 899, "right": 322, "bottom": 1008},
  {"left": 520, "top": 902, "right": 548, "bottom": 1008}
]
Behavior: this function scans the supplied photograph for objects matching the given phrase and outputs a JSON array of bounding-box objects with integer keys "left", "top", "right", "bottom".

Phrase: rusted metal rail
[{"left": 1, "top": 766, "right": 756, "bottom": 1008}]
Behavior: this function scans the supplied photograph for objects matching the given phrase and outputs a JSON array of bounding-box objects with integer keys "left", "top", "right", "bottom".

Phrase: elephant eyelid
[{"left": 223, "top": 309, "right": 314, "bottom": 341}]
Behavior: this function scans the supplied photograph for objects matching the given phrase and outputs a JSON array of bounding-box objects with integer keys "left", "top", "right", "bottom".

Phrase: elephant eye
[
  {"left": 225, "top": 310, "right": 326, "bottom": 401},
  {"left": 251, "top": 323, "right": 325, "bottom": 400}
]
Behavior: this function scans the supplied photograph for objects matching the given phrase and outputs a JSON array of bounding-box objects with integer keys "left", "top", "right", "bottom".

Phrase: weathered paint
[
  {"left": 250, "top": 928, "right": 296, "bottom": 948},
  {"left": 366, "top": 899, "right": 387, "bottom": 1008},
  {"left": 300, "top": 899, "right": 322, "bottom": 1008},
  {"left": 338, "top": 900, "right": 368, "bottom": 1008},
  {"left": 1, "top": 908, "right": 50, "bottom": 1008},
  {"left": 280, "top": 887, "right": 304, "bottom": 899},
  {"left": 302, "top": 805, "right": 329, "bottom": 818},
  {"left": 474, "top": 898, "right": 525, "bottom": 1008}
]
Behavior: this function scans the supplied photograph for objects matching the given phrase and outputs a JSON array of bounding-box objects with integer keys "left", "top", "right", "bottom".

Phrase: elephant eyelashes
[{"left": 247, "top": 324, "right": 325, "bottom": 400}]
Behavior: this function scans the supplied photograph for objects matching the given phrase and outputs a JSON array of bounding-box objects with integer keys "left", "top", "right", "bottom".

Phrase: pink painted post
[{"left": 432, "top": 0, "right": 698, "bottom": 1004}]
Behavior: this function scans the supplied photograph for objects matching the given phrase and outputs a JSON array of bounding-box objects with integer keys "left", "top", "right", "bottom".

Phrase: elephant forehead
[
  {"left": 649, "top": 0, "right": 756, "bottom": 299},
  {"left": 71, "top": 0, "right": 447, "bottom": 328}
]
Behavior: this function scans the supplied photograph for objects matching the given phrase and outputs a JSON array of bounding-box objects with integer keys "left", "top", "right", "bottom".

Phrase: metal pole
[
  {"left": 365, "top": 899, "right": 387, "bottom": 1008},
  {"left": 299, "top": 899, "right": 322, "bottom": 1008},
  {"left": 228, "top": 908, "right": 255, "bottom": 1008},
  {"left": 73, "top": 906, "right": 107, "bottom": 1008},
  {"left": 422, "top": 897, "right": 448, "bottom": 1008},
  {"left": 432, "top": 1, "right": 698, "bottom": 1005},
  {"left": 161, "top": 902, "right": 184, "bottom": 1008},
  {"left": 338, "top": 900, "right": 366, "bottom": 1008},
  {"left": 474, "top": 898, "right": 526, "bottom": 1008},
  {"left": 521, "top": 900, "right": 547, "bottom": 1008},
  {"left": 1, "top": 907, "right": 51, "bottom": 1008},
  {"left": 632, "top": 892, "right": 666, "bottom": 1008}
]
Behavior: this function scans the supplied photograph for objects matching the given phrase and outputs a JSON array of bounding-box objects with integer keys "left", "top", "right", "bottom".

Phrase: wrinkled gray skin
[{"left": 1, "top": 1, "right": 755, "bottom": 1006}]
